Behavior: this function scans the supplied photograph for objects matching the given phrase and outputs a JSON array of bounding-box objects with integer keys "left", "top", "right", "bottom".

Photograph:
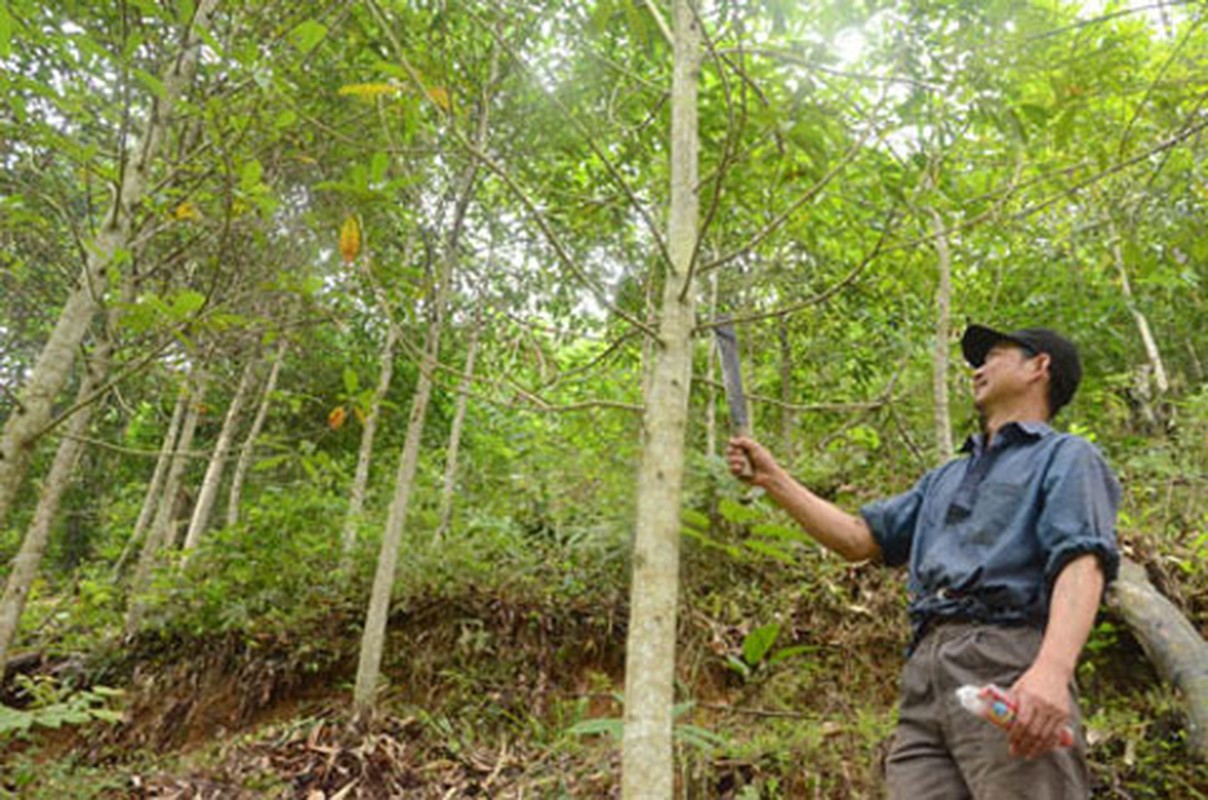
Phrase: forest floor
[{"left": 3, "top": 529, "right": 1208, "bottom": 798}]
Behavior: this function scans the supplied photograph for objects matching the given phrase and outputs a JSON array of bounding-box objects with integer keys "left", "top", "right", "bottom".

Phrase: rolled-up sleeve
[
  {"left": 1038, "top": 438, "right": 1121, "bottom": 587},
  {"left": 860, "top": 473, "right": 931, "bottom": 567}
]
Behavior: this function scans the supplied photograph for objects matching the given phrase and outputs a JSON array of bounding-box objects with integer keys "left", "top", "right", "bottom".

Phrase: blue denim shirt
[{"left": 860, "top": 421, "right": 1120, "bottom": 647}]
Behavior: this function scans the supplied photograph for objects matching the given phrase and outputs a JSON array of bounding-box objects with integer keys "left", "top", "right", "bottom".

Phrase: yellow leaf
[
  {"left": 337, "top": 82, "right": 400, "bottom": 101},
  {"left": 339, "top": 216, "right": 361, "bottom": 264},
  {"left": 426, "top": 87, "right": 450, "bottom": 111},
  {"left": 173, "top": 201, "right": 200, "bottom": 221},
  {"left": 328, "top": 406, "right": 347, "bottom": 431}
]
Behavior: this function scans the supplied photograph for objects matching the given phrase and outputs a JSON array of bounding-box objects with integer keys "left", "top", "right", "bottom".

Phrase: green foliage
[
  {"left": 132, "top": 484, "right": 349, "bottom": 640},
  {"left": 0, "top": 676, "right": 123, "bottom": 741}
]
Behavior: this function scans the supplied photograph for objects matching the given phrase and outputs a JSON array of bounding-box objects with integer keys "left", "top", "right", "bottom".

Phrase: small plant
[
  {"left": 725, "top": 622, "right": 818, "bottom": 680},
  {"left": 0, "top": 675, "right": 124, "bottom": 740},
  {"left": 566, "top": 698, "right": 728, "bottom": 753}
]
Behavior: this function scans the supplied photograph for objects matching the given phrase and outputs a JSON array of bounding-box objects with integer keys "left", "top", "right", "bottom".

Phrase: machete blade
[
  {"left": 713, "top": 318, "right": 754, "bottom": 482},
  {"left": 714, "top": 319, "right": 749, "bottom": 435}
]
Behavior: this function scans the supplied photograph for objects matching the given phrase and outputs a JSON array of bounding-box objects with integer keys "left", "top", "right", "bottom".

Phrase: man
[{"left": 727, "top": 324, "right": 1119, "bottom": 799}]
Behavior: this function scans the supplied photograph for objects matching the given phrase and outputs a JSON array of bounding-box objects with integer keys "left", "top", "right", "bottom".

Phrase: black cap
[{"left": 961, "top": 324, "right": 1082, "bottom": 417}]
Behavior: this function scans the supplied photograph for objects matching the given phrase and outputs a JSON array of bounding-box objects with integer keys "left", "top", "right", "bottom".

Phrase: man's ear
[{"left": 1030, "top": 352, "right": 1052, "bottom": 385}]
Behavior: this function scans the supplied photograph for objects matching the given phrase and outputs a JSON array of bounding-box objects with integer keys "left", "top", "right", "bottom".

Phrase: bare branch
[
  {"left": 473, "top": 5, "right": 673, "bottom": 274},
  {"left": 697, "top": 207, "right": 897, "bottom": 331},
  {"left": 1028, "top": 1, "right": 1196, "bottom": 41},
  {"left": 702, "top": 126, "right": 878, "bottom": 273},
  {"left": 640, "top": 0, "right": 674, "bottom": 47}
]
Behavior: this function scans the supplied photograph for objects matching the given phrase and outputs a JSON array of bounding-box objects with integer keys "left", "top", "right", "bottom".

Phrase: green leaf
[
  {"left": 241, "top": 159, "right": 264, "bottom": 191},
  {"left": 0, "top": 2, "right": 13, "bottom": 59},
  {"left": 751, "top": 522, "right": 806, "bottom": 542},
  {"left": 768, "top": 644, "right": 817, "bottom": 665},
  {"left": 718, "top": 498, "right": 761, "bottom": 525},
  {"left": 342, "top": 366, "right": 359, "bottom": 395},
  {"left": 744, "top": 539, "right": 795, "bottom": 565},
  {"left": 289, "top": 20, "right": 327, "bottom": 55},
  {"left": 133, "top": 68, "right": 166, "bottom": 100},
  {"left": 742, "top": 622, "right": 781, "bottom": 666},
  {"left": 170, "top": 290, "right": 206, "bottom": 318},
  {"left": 681, "top": 526, "right": 740, "bottom": 557},
  {"left": 0, "top": 704, "right": 33, "bottom": 736},
  {"left": 566, "top": 717, "right": 623, "bottom": 740},
  {"left": 674, "top": 723, "right": 728, "bottom": 752},
  {"left": 724, "top": 654, "right": 751, "bottom": 678},
  {"left": 680, "top": 507, "right": 710, "bottom": 532},
  {"left": 370, "top": 151, "right": 390, "bottom": 184}
]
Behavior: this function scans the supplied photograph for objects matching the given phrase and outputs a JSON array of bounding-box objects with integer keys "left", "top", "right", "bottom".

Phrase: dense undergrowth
[{"left": 3, "top": 459, "right": 1208, "bottom": 798}]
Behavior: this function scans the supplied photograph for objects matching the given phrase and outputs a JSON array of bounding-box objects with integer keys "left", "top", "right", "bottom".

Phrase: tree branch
[
  {"left": 702, "top": 126, "right": 878, "bottom": 273},
  {"left": 696, "top": 208, "right": 897, "bottom": 330},
  {"left": 365, "top": 0, "right": 657, "bottom": 340}
]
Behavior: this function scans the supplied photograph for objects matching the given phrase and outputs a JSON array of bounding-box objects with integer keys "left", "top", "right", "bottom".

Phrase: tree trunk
[
  {"left": 0, "top": 0, "right": 218, "bottom": 530},
  {"left": 1110, "top": 225, "right": 1170, "bottom": 395},
  {"left": 341, "top": 323, "right": 398, "bottom": 562},
  {"left": 352, "top": 41, "right": 498, "bottom": 717},
  {"left": 929, "top": 207, "right": 954, "bottom": 462},
  {"left": 182, "top": 357, "right": 257, "bottom": 551},
  {"left": 227, "top": 340, "right": 287, "bottom": 527},
  {"left": 353, "top": 308, "right": 447, "bottom": 716},
  {"left": 621, "top": 2, "right": 700, "bottom": 796},
  {"left": 115, "top": 386, "right": 189, "bottom": 575},
  {"left": 705, "top": 273, "right": 718, "bottom": 459},
  {"left": 0, "top": 326, "right": 115, "bottom": 668},
  {"left": 1108, "top": 557, "right": 1208, "bottom": 759},
  {"left": 435, "top": 302, "right": 484, "bottom": 541},
  {"left": 779, "top": 316, "right": 794, "bottom": 461},
  {"left": 127, "top": 369, "right": 206, "bottom": 631}
]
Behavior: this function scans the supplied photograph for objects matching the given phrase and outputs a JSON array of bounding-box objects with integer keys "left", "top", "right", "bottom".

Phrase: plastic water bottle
[{"left": 955, "top": 684, "right": 1075, "bottom": 748}]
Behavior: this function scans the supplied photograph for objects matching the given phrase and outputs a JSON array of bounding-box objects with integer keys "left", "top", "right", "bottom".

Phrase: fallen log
[{"left": 1107, "top": 556, "right": 1208, "bottom": 759}]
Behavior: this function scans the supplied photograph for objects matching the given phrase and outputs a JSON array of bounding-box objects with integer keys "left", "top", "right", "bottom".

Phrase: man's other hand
[{"left": 1008, "top": 662, "right": 1073, "bottom": 759}]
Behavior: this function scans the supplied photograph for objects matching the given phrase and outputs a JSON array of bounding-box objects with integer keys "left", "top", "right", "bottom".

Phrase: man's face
[{"left": 971, "top": 342, "right": 1047, "bottom": 413}]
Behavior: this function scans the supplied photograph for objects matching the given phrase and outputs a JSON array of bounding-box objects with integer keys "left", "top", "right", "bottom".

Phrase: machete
[{"left": 713, "top": 317, "right": 754, "bottom": 480}]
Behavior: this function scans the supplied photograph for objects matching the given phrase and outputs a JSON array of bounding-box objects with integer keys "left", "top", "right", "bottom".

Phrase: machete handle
[{"left": 732, "top": 426, "right": 755, "bottom": 481}]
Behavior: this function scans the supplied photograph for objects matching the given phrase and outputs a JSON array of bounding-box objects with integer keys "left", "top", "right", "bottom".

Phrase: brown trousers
[{"left": 885, "top": 622, "right": 1090, "bottom": 800}]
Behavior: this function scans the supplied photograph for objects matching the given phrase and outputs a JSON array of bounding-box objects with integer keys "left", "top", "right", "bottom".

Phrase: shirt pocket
[{"left": 967, "top": 480, "right": 1026, "bottom": 545}]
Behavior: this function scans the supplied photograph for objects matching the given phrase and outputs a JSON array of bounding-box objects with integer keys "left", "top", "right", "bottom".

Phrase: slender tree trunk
[
  {"left": 352, "top": 306, "right": 447, "bottom": 716},
  {"left": 353, "top": 42, "right": 498, "bottom": 717},
  {"left": 705, "top": 273, "right": 718, "bottom": 459},
  {"left": 0, "top": 0, "right": 217, "bottom": 530},
  {"left": 621, "top": 2, "right": 700, "bottom": 795},
  {"left": 436, "top": 301, "right": 484, "bottom": 541},
  {"left": 115, "top": 386, "right": 188, "bottom": 574},
  {"left": 341, "top": 323, "right": 398, "bottom": 562},
  {"left": 0, "top": 326, "right": 116, "bottom": 668},
  {"left": 779, "top": 316, "right": 794, "bottom": 461},
  {"left": 930, "top": 207, "right": 954, "bottom": 462},
  {"left": 227, "top": 340, "right": 286, "bottom": 527},
  {"left": 1110, "top": 224, "right": 1170, "bottom": 395},
  {"left": 127, "top": 369, "right": 206, "bottom": 631},
  {"left": 182, "top": 357, "right": 257, "bottom": 551}
]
